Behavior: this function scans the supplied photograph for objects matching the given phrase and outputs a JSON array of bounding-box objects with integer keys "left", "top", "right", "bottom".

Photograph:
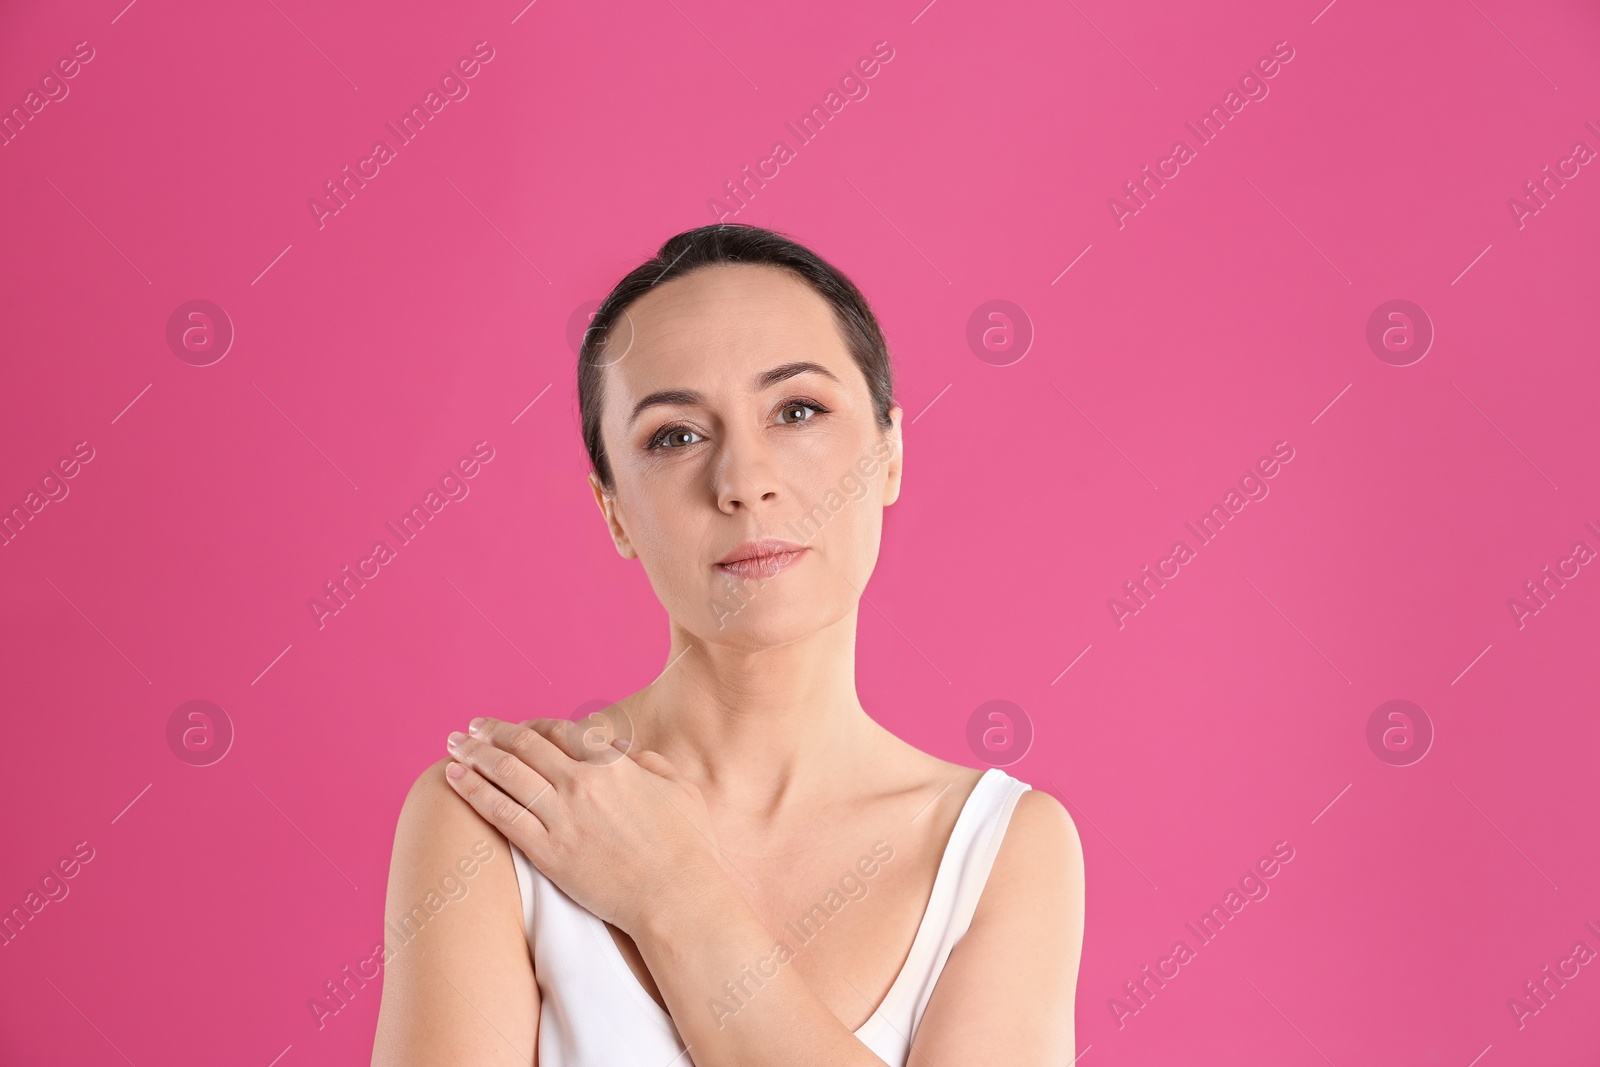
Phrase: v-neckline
[{"left": 590, "top": 767, "right": 1000, "bottom": 1038}]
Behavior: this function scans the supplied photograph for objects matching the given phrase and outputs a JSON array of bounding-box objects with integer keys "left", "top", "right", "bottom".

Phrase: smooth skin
[{"left": 371, "top": 263, "right": 1085, "bottom": 1066}]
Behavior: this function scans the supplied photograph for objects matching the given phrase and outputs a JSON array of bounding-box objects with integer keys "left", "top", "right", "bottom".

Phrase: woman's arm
[
  {"left": 903, "top": 789, "right": 1085, "bottom": 1062},
  {"left": 629, "top": 788, "right": 1085, "bottom": 1067},
  {"left": 371, "top": 756, "right": 539, "bottom": 1067}
]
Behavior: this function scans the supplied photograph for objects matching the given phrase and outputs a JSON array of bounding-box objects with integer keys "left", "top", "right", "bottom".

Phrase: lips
[{"left": 715, "top": 538, "right": 809, "bottom": 580}]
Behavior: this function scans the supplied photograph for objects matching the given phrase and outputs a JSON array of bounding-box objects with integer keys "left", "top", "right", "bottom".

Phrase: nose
[{"left": 713, "top": 426, "right": 782, "bottom": 513}]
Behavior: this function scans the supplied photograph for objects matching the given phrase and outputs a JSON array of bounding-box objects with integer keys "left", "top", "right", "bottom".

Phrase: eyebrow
[{"left": 625, "top": 360, "right": 842, "bottom": 428}]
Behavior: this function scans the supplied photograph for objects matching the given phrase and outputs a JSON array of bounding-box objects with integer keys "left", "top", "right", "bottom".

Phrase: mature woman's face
[{"left": 589, "top": 264, "right": 903, "bottom": 650}]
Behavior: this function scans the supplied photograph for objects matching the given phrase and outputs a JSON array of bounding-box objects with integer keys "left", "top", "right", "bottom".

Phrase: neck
[{"left": 626, "top": 608, "right": 879, "bottom": 821}]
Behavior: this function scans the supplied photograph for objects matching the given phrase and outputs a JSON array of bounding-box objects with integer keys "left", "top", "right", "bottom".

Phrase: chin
[{"left": 694, "top": 595, "right": 843, "bottom": 651}]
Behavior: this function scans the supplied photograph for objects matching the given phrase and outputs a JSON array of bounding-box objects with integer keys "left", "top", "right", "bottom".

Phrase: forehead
[{"left": 606, "top": 264, "right": 854, "bottom": 394}]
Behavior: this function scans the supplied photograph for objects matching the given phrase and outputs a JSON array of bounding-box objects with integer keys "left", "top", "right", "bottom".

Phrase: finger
[
  {"left": 526, "top": 714, "right": 627, "bottom": 765},
  {"left": 443, "top": 760, "right": 551, "bottom": 853},
  {"left": 516, "top": 717, "right": 596, "bottom": 763},
  {"left": 448, "top": 725, "right": 560, "bottom": 808},
  {"left": 470, "top": 716, "right": 578, "bottom": 783},
  {"left": 630, "top": 749, "right": 677, "bottom": 779},
  {"left": 569, "top": 711, "right": 631, "bottom": 763},
  {"left": 567, "top": 704, "right": 635, "bottom": 764},
  {"left": 473, "top": 716, "right": 574, "bottom": 764}
]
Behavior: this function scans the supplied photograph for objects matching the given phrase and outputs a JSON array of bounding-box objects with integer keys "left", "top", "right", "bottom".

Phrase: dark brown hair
[{"left": 579, "top": 222, "right": 896, "bottom": 492}]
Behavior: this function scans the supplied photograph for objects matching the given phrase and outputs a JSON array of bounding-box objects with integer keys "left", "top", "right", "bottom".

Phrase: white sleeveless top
[{"left": 508, "top": 767, "right": 1031, "bottom": 1067}]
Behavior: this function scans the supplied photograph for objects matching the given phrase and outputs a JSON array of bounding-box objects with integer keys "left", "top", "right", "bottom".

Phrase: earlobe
[
  {"left": 587, "top": 472, "right": 637, "bottom": 559},
  {"left": 882, "top": 407, "right": 904, "bottom": 507}
]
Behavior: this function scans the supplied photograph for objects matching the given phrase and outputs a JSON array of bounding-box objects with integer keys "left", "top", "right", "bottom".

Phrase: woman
[{"left": 370, "top": 223, "right": 1085, "bottom": 1066}]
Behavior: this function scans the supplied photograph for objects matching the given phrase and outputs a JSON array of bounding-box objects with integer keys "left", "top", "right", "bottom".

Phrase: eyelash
[{"left": 647, "top": 397, "right": 830, "bottom": 451}]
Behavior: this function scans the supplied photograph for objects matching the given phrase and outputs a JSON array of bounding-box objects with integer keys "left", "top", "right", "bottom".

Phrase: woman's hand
[{"left": 441, "top": 713, "right": 726, "bottom": 937}]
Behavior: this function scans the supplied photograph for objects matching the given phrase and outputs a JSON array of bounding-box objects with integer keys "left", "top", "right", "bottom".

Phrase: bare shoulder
[
  {"left": 388, "top": 757, "right": 521, "bottom": 907},
  {"left": 984, "top": 785, "right": 1084, "bottom": 916},
  {"left": 386, "top": 755, "right": 530, "bottom": 945},
  {"left": 370, "top": 756, "right": 538, "bottom": 1067},
  {"left": 393, "top": 756, "right": 502, "bottom": 853},
  {"left": 1006, "top": 787, "right": 1083, "bottom": 867},
  {"left": 905, "top": 781, "right": 1084, "bottom": 1062}
]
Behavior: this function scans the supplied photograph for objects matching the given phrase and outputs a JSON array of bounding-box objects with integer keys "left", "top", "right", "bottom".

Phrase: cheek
[
  {"left": 842, "top": 498, "right": 886, "bottom": 575},
  {"left": 806, "top": 468, "right": 885, "bottom": 573},
  {"left": 631, "top": 499, "right": 707, "bottom": 579},
  {"left": 623, "top": 486, "right": 740, "bottom": 614}
]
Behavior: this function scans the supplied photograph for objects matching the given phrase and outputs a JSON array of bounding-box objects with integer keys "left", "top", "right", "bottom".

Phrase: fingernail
[
  {"left": 446, "top": 762, "right": 466, "bottom": 779},
  {"left": 468, "top": 717, "right": 486, "bottom": 735},
  {"left": 447, "top": 731, "right": 467, "bottom": 748}
]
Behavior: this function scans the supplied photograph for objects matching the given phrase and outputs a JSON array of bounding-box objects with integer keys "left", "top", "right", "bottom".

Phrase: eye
[
  {"left": 777, "top": 399, "right": 827, "bottom": 425},
  {"left": 647, "top": 397, "right": 829, "bottom": 452},
  {"left": 648, "top": 425, "right": 703, "bottom": 450}
]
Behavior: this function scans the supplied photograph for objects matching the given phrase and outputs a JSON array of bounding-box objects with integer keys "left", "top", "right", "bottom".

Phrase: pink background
[{"left": 3, "top": 0, "right": 1598, "bottom": 1063}]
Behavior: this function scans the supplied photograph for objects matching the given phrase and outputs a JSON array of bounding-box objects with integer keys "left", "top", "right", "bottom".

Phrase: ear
[
  {"left": 588, "top": 471, "right": 638, "bottom": 559},
  {"left": 881, "top": 405, "right": 904, "bottom": 507}
]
